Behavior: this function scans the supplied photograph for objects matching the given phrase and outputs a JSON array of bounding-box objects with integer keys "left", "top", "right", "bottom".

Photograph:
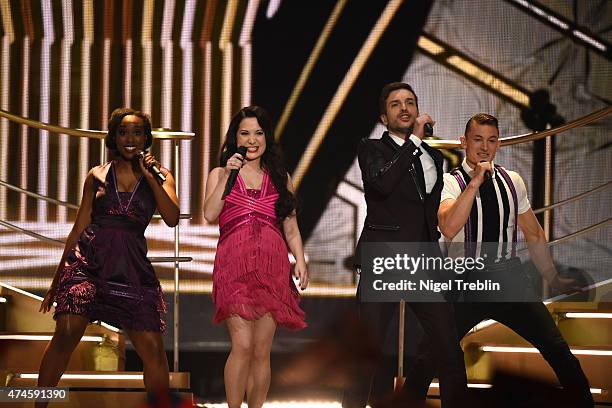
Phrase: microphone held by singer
[
  {"left": 222, "top": 146, "right": 248, "bottom": 199},
  {"left": 478, "top": 159, "right": 492, "bottom": 181},
  {"left": 424, "top": 122, "right": 434, "bottom": 137},
  {"left": 138, "top": 150, "right": 167, "bottom": 183}
]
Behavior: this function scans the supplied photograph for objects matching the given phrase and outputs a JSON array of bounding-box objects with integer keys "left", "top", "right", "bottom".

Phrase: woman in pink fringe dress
[{"left": 203, "top": 106, "right": 308, "bottom": 408}]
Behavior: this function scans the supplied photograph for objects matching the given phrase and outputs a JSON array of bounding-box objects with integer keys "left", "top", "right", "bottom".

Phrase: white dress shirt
[{"left": 389, "top": 132, "right": 437, "bottom": 193}]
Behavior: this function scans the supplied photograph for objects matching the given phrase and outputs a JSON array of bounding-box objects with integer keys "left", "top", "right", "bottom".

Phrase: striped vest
[{"left": 449, "top": 164, "right": 519, "bottom": 261}]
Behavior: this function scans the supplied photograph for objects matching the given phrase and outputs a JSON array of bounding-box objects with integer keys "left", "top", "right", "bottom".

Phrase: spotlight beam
[{"left": 504, "top": 0, "right": 611, "bottom": 60}]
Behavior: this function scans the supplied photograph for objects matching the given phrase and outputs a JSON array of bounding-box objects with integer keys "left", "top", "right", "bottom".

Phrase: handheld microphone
[
  {"left": 479, "top": 160, "right": 492, "bottom": 182},
  {"left": 222, "top": 146, "right": 248, "bottom": 199},
  {"left": 423, "top": 122, "right": 434, "bottom": 137},
  {"left": 138, "top": 151, "right": 166, "bottom": 183}
]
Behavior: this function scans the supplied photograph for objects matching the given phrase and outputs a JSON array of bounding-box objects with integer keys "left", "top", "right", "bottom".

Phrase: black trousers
[
  {"left": 341, "top": 299, "right": 467, "bottom": 408},
  {"left": 406, "top": 302, "right": 594, "bottom": 407}
]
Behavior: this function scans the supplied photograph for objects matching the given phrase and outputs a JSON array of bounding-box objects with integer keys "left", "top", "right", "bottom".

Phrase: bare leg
[
  {"left": 124, "top": 329, "right": 169, "bottom": 393},
  {"left": 246, "top": 313, "right": 276, "bottom": 408},
  {"left": 225, "top": 316, "right": 254, "bottom": 408},
  {"left": 35, "top": 314, "right": 89, "bottom": 408}
]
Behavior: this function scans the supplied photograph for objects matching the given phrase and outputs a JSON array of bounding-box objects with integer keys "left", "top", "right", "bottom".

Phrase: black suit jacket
[{"left": 355, "top": 132, "right": 444, "bottom": 267}]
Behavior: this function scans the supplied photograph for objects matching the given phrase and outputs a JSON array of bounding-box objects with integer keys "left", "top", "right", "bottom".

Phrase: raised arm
[
  {"left": 438, "top": 162, "right": 490, "bottom": 239},
  {"left": 150, "top": 169, "right": 180, "bottom": 227},
  {"left": 203, "top": 167, "right": 229, "bottom": 223},
  {"left": 203, "top": 152, "right": 245, "bottom": 223},
  {"left": 358, "top": 138, "right": 421, "bottom": 196},
  {"left": 140, "top": 154, "right": 180, "bottom": 227}
]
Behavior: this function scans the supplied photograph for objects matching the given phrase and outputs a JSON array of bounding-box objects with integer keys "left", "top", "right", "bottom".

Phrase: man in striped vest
[{"left": 409, "top": 113, "right": 593, "bottom": 406}]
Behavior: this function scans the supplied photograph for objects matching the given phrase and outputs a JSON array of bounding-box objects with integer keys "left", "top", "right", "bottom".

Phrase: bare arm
[
  {"left": 203, "top": 152, "right": 244, "bottom": 223},
  {"left": 438, "top": 191, "right": 476, "bottom": 240},
  {"left": 203, "top": 167, "right": 230, "bottom": 223},
  {"left": 148, "top": 170, "right": 180, "bottom": 226},
  {"left": 438, "top": 162, "right": 491, "bottom": 240},
  {"left": 282, "top": 176, "right": 308, "bottom": 290},
  {"left": 518, "top": 208, "right": 579, "bottom": 292},
  {"left": 140, "top": 154, "right": 180, "bottom": 227},
  {"left": 40, "top": 170, "right": 96, "bottom": 312},
  {"left": 518, "top": 209, "right": 554, "bottom": 278}
]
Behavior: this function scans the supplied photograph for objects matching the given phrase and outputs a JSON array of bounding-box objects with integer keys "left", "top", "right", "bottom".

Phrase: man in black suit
[{"left": 343, "top": 82, "right": 466, "bottom": 407}]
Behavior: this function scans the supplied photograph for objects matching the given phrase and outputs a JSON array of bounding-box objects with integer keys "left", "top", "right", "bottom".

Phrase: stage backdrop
[{"left": 0, "top": 0, "right": 609, "bottom": 351}]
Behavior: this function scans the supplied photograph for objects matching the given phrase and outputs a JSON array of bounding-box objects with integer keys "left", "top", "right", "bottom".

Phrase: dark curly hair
[
  {"left": 105, "top": 108, "right": 153, "bottom": 151},
  {"left": 220, "top": 106, "right": 296, "bottom": 220}
]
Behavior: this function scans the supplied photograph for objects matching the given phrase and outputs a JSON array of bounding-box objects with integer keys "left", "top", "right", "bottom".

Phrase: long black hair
[{"left": 219, "top": 106, "right": 296, "bottom": 220}]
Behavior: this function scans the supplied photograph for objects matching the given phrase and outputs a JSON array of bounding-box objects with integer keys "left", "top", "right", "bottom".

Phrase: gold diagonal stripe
[
  {"left": 293, "top": 0, "right": 404, "bottom": 187},
  {"left": 276, "top": 0, "right": 348, "bottom": 140}
]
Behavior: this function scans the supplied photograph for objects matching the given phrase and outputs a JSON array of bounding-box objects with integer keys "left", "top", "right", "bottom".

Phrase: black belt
[{"left": 91, "top": 217, "right": 145, "bottom": 234}]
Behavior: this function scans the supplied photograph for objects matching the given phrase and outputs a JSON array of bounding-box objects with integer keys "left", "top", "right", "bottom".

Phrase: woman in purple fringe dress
[
  {"left": 203, "top": 106, "right": 308, "bottom": 407},
  {"left": 36, "top": 108, "right": 179, "bottom": 407}
]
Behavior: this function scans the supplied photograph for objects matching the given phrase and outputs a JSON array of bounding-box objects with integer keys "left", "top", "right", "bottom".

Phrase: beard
[{"left": 388, "top": 122, "right": 414, "bottom": 137}]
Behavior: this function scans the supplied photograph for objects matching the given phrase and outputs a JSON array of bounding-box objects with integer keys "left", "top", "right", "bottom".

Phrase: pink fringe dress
[{"left": 212, "top": 170, "right": 306, "bottom": 331}]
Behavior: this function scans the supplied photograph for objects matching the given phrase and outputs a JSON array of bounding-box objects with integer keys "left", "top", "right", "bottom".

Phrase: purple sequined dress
[{"left": 53, "top": 161, "right": 166, "bottom": 332}]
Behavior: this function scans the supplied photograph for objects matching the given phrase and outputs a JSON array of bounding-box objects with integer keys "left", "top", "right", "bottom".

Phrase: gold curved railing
[
  {"left": 0, "top": 109, "right": 194, "bottom": 140},
  {"left": 533, "top": 181, "right": 611, "bottom": 215},
  {"left": 548, "top": 217, "right": 612, "bottom": 247},
  {"left": 425, "top": 106, "right": 612, "bottom": 149},
  {"left": 3, "top": 105, "right": 609, "bottom": 145},
  {"left": 0, "top": 178, "right": 192, "bottom": 222},
  {"left": 0, "top": 219, "right": 65, "bottom": 246},
  {"left": 0, "top": 179, "right": 79, "bottom": 210}
]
